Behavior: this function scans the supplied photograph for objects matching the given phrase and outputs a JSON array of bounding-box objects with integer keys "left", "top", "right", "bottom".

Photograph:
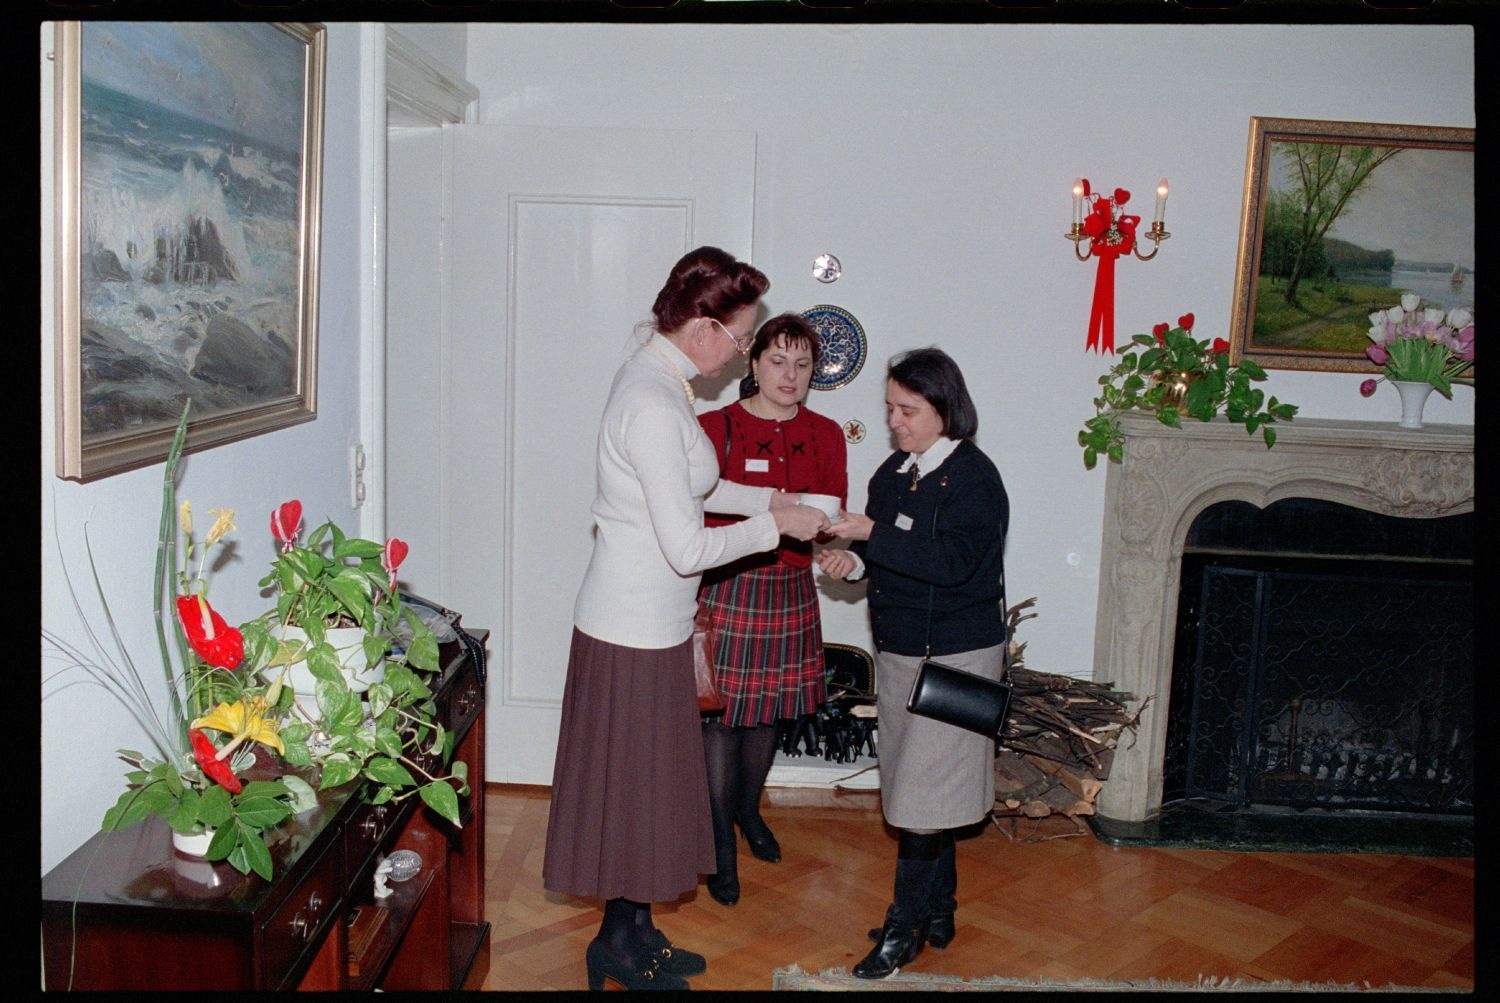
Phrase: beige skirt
[{"left": 874, "top": 645, "right": 1003, "bottom": 830}]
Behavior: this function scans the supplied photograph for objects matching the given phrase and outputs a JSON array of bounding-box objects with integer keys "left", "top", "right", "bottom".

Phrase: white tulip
[
  {"left": 1401, "top": 293, "right": 1421, "bottom": 313},
  {"left": 1447, "top": 307, "right": 1472, "bottom": 329},
  {"left": 1369, "top": 310, "right": 1389, "bottom": 326},
  {"left": 1367, "top": 325, "right": 1388, "bottom": 343},
  {"left": 1423, "top": 307, "right": 1446, "bottom": 325},
  {"left": 1387, "top": 306, "right": 1406, "bottom": 324}
]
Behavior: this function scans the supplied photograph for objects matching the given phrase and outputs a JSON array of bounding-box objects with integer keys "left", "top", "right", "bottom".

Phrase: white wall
[
  {"left": 40, "top": 24, "right": 376, "bottom": 873},
  {"left": 464, "top": 22, "right": 1474, "bottom": 676}
]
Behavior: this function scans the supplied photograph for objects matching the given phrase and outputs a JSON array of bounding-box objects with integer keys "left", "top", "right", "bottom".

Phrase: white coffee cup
[{"left": 799, "top": 493, "right": 842, "bottom": 520}]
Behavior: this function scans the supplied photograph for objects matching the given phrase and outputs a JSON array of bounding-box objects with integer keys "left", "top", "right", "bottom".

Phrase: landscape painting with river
[
  {"left": 61, "top": 22, "right": 322, "bottom": 478},
  {"left": 1233, "top": 122, "right": 1473, "bottom": 374}
]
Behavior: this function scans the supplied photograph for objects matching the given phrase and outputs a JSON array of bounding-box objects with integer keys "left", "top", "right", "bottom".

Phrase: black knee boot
[
  {"left": 853, "top": 830, "right": 941, "bottom": 979},
  {"left": 926, "top": 829, "right": 957, "bottom": 949},
  {"left": 701, "top": 720, "right": 741, "bottom": 905},
  {"left": 735, "top": 724, "right": 782, "bottom": 862}
]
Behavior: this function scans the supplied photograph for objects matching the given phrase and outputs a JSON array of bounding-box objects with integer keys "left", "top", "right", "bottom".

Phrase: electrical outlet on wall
[{"left": 351, "top": 444, "right": 367, "bottom": 508}]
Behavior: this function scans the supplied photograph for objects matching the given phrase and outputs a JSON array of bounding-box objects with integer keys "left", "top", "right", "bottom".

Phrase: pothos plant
[
  {"left": 1078, "top": 312, "right": 1299, "bottom": 469},
  {"left": 239, "top": 501, "right": 467, "bottom": 827}
]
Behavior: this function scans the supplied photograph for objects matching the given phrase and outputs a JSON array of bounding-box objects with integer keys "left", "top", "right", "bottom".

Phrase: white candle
[
  {"left": 1072, "top": 179, "right": 1084, "bottom": 226},
  {"left": 1154, "top": 177, "right": 1169, "bottom": 224}
]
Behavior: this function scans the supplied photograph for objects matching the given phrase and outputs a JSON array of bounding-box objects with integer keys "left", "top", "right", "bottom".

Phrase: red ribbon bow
[{"left": 1082, "top": 189, "right": 1140, "bottom": 353}]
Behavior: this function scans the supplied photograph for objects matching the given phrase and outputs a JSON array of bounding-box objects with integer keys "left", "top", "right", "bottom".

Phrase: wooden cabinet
[{"left": 41, "top": 631, "right": 490, "bottom": 992}]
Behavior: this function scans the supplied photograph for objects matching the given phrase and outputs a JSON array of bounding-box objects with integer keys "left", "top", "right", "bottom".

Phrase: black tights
[
  {"left": 597, "top": 897, "right": 654, "bottom": 960},
  {"left": 702, "top": 720, "right": 780, "bottom": 868}
]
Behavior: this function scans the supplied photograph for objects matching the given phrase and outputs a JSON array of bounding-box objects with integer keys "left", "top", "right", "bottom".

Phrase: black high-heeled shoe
[
  {"left": 852, "top": 920, "right": 924, "bottom": 980},
  {"left": 585, "top": 938, "right": 689, "bottom": 991},
  {"left": 867, "top": 913, "right": 954, "bottom": 950},
  {"left": 641, "top": 928, "right": 707, "bottom": 977},
  {"left": 739, "top": 820, "right": 781, "bottom": 863},
  {"left": 705, "top": 871, "right": 740, "bottom": 906}
]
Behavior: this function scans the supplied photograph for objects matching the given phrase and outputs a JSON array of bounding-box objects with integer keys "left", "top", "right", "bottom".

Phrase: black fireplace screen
[{"left": 1163, "top": 500, "right": 1473, "bottom": 816}]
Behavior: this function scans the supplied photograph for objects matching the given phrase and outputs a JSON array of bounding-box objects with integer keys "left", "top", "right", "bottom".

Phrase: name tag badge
[
  {"left": 745, "top": 458, "right": 770, "bottom": 472},
  {"left": 894, "top": 513, "right": 914, "bottom": 531}
]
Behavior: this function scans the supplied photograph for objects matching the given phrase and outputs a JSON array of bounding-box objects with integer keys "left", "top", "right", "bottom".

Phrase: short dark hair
[
  {"left": 748, "top": 312, "right": 822, "bottom": 368},
  {"left": 887, "top": 347, "right": 979, "bottom": 440},
  {"left": 650, "top": 246, "right": 770, "bottom": 334}
]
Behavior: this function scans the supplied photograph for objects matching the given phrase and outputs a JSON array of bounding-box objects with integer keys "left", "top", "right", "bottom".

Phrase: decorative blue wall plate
[{"left": 801, "top": 304, "right": 867, "bottom": 391}]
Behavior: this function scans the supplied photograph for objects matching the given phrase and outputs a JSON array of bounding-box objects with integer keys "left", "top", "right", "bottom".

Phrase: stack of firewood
[{"left": 991, "top": 599, "right": 1146, "bottom": 837}]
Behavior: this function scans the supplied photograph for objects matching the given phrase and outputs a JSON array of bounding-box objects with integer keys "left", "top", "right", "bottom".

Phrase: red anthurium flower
[
  {"left": 1079, "top": 178, "right": 1091, "bottom": 197},
  {"left": 176, "top": 594, "right": 245, "bottom": 670},
  {"left": 1152, "top": 322, "right": 1170, "bottom": 346},
  {"left": 190, "top": 728, "right": 242, "bottom": 794},
  {"left": 1113, "top": 188, "right": 1130, "bottom": 205},
  {"left": 1211, "top": 338, "right": 1230, "bottom": 355},
  {"left": 271, "top": 500, "right": 303, "bottom": 553},
  {"left": 383, "top": 537, "right": 409, "bottom": 590},
  {"left": 1178, "top": 313, "right": 1195, "bottom": 332}
]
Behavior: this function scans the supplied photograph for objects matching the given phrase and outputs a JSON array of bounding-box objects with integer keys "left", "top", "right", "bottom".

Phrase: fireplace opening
[{"left": 1158, "top": 497, "right": 1472, "bottom": 851}]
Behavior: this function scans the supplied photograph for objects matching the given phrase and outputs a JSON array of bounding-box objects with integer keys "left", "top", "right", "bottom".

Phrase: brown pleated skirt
[{"left": 542, "top": 627, "right": 715, "bottom": 902}]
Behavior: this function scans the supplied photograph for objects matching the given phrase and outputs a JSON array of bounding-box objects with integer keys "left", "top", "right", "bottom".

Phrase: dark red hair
[{"left": 651, "top": 246, "right": 770, "bottom": 333}]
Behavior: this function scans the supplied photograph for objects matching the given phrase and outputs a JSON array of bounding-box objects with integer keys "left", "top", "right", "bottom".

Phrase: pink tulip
[
  {"left": 1365, "top": 344, "right": 1389, "bottom": 366},
  {"left": 1359, "top": 379, "right": 1378, "bottom": 398}
]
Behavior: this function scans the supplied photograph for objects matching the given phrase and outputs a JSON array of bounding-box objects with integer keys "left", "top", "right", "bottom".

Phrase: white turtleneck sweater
[{"left": 573, "top": 335, "right": 780, "bottom": 649}]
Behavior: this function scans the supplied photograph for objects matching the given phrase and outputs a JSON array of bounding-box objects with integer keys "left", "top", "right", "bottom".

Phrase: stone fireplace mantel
[{"left": 1091, "top": 412, "right": 1474, "bottom": 822}]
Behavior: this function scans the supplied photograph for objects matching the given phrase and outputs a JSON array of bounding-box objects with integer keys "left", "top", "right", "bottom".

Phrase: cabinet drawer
[
  {"left": 443, "top": 665, "right": 483, "bottom": 741},
  {"left": 260, "top": 839, "right": 343, "bottom": 989},
  {"left": 346, "top": 800, "right": 399, "bottom": 878}
]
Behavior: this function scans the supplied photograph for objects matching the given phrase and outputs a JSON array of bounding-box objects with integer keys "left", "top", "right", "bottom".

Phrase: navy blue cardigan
[{"left": 853, "top": 439, "right": 1009, "bottom": 657}]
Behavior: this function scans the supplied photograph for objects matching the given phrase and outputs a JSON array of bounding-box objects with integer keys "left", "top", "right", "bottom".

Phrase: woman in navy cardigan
[{"left": 819, "top": 346, "right": 1009, "bottom": 980}]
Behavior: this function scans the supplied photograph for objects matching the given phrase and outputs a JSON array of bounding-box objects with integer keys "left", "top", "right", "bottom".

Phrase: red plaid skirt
[{"left": 698, "top": 563, "right": 826, "bottom": 727}]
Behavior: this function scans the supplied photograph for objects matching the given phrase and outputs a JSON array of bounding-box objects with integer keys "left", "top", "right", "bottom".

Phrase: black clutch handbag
[{"left": 906, "top": 658, "right": 1012, "bottom": 738}]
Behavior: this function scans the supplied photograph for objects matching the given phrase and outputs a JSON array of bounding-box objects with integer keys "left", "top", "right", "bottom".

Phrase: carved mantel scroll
[{"left": 1091, "top": 413, "right": 1474, "bottom": 822}]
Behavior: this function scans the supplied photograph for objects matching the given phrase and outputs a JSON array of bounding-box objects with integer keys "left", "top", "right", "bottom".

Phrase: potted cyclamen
[
  {"left": 239, "top": 503, "right": 466, "bottom": 826},
  {"left": 1078, "top": 312, "right": 1299, "bottom": 469}
]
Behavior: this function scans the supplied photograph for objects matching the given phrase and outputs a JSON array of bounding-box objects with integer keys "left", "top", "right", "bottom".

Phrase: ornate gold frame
[
  {"left": 53, "top": 21, "right": 326, "bottom": 480},
  {"left": 1228, "top": 116, "right": 1473, "bottom": 374}
]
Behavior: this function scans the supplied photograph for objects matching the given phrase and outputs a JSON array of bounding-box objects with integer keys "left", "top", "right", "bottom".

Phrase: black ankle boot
[
  {"left": 852, "top": 920, "right": 924, "bottom": 979},
  {"left": 705, "top": 869, "right": 740, "bottom": 906},
  {"left": 640, "top": 928, "right": 707, "bottom": 977},
  {"left": 585, "top": 938, "right": 689, "bottom": 991}
]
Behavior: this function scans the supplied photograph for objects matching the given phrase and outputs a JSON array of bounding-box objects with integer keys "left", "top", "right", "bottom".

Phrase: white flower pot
[
  {"left": 1391, "top": 380, "right": 1435, "bottom": 429},
  {"left": 272, "top": 625, "right": 387, "bottom": 696},
  {"left": 172, "top": 826, "right": 216, "bottom": 858}
]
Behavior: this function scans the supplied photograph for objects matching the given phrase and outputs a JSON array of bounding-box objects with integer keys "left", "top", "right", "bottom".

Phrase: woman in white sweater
[{"left": 542, "top": 246, "right": 828, "bottom": 991}]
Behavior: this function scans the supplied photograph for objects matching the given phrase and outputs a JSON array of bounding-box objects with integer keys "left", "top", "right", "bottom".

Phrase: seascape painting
[
  {"left": 1228, "top": 118, "right": 1474, "bottom": 374},
  {"left": 55, "top": 21, "right": 324, "bottom": 480}
]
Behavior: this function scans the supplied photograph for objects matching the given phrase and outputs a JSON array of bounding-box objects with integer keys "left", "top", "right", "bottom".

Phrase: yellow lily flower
[{"left": 191, "top": 697, "right": 285, "bottom": 758}]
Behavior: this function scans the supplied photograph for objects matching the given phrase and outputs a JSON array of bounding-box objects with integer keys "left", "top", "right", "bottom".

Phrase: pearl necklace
[{"left": 648, "top": 336, "right": 695, "bottom": 405}]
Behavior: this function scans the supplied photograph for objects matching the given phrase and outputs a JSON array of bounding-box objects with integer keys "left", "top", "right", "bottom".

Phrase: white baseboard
[{"left": 766, "top": 750, "right": 880, "bottom": 790}]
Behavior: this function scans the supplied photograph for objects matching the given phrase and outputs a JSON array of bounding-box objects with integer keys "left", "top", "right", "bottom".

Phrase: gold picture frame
[
  {"left": 1228, "top": 116, "right": 1473, "bottom": 374},
  {"left": 53, "top": 21, "right": 326, "bottom": 481}
]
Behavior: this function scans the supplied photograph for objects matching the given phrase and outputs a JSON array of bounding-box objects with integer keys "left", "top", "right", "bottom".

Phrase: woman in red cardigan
[{"left": 696, "top": 312, "right": 849, "bottom": 907}]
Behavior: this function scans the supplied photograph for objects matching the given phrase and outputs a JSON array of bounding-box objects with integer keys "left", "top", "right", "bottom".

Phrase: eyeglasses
[{"left": 710, "top": 318, "right": 754, "bottom": 356}]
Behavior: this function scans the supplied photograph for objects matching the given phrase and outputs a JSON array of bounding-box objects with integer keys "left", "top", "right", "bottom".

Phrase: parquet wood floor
[{"left": 475, "top": 784, "right": 1473, "bottom": 992}]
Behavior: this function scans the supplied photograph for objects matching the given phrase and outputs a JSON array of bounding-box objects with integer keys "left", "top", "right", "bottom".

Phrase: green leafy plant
[
  {"left": 1078, "top": 312, "right": 1299, "bottom": 469},
  {"left": 240, "top": 502, "right": 466, "bottom": 828},
  {"left": 44, "top": 403, "right": 316, "bottom": 879}
]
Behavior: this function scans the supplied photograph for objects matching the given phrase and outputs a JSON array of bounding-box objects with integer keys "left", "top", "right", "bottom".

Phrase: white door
[{"left": 443, "top": 125, "right": 756, "bottom": 783}]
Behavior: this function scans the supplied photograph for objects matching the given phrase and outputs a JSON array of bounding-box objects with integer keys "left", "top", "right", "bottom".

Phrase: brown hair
[
  {"left": 650, "top": 246, "right": 770, "bottom": 333},
  {"left": 748, "top": 312, "right": 822, "bottom": 368}
]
